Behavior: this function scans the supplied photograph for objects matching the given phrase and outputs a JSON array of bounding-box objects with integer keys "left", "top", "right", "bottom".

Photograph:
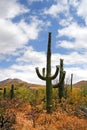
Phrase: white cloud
[
  {"left": 57, "top": 22, "right": 87, "bottom": 50},
  {"left": 16, "top": 46, "right": 46, "bottom": 66},
  {"left": 58, "top": 16, "right": 73, "bottom": 27},
  {"left": 0, "top": 50, "right": 87, "bottom": 84},
  {"left": 57, "top": 41, "right": 74, "bottom": 49},
  {"left": 28, "top": 0, "right": 44, "bottom": 4},
  {"left": 68, "top": 0, "right": 87, "bottom": 25},
  {"left": 0, "top": 0, "right": 29, "bottom": 19},
  {"left": 0, "top": 16, "right": 46, "bottom": 57},
  {"left": 52, "top": 51, "right": 87, "bottom": 67},
  {"left": 69, "top": 0, "right": 79, "bottom": 8},
  {"left": 0, "top": 59, "right": 47, "bottom": 84},
  {"left": 0, "top": 66, "right": 44, "bottom": 84},
  {"left": 44, "top": 0, "right": 69, "bottom": 17},
  {"left": 0, "top": 0, "right": 87, "bottom": 85},
  {"left": 18, "top": 16, "right": 45, "bottom": 40},
  {"left": 77, "top": 0, "right": 87, "bottom": 20},
  {"left": 51, "top": 51, "right": 87, "bottom": 84},
  {"left": 0, "top": 19, "right": 28, "bottom": 55},
  {"left": 66, "top": 67, "right": 87, "bottom": 84}
]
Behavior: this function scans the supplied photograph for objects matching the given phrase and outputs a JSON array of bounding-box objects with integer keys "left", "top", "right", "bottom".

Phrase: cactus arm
[
  {"left": 51, "top": 66, "right": 59, "bottom": 80},
  {"left": 35, "top": 67, "right": 46, "bottom": 81},
  {"left": 53, "top": 71, "right": 66, "bottom": 88}
]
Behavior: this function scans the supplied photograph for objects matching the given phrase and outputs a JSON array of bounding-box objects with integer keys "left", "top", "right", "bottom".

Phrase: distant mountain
[
  {"left": 0, "top": 78, "right": 26, "bottom": 86},
  {"left": 0, "top": 78, "right": 23, "bottom": 85},
  {"left": 0, "top": 78, "right": 44, "bottom": 89},
  {"left": 74, "top": 80, "right": 87, "bottom": 88},
  {"left": 0, "top": 78, "right": 87, "bottom": 89}
]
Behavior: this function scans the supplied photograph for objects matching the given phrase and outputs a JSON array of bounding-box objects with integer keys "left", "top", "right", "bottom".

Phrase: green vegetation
[{"left": 0, "top": 82, "right": 87, "bottom": 109}]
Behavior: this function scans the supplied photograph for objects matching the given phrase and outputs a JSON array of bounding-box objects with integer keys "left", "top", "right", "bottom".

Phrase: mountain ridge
[
  {"left": 0, "top": 78, "right": 44, "bottom": 89},
  {"left": 73, "top": 80, "right": 87, "bottom": 88},
  {"left": 0, "top": 78, "right": 87, "bottom": 88}
]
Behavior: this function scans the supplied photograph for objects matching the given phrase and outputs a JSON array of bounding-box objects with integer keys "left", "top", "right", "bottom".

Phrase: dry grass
[{"left": 10, "top": 100, "right": 87, "bottom": 130}]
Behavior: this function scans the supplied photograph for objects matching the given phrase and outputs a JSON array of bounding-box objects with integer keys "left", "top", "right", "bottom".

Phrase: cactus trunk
[
  {"left": 10, "top": 84, "right": 14, "bottom": 99},
  {"left": 46, "top": 33, "right": 52, "bottom": 112},
  {"left": 70, "top": 73, "right": 73, "bottom": 92},
  {"left": 35, "top": 32, "right": 65, "bottom": 113},
  {"left": 58, "top": 59, "right": 65, "bottom": 100},
  {"left": 3, "top": 87, "right": 6, "bottom": 98}
]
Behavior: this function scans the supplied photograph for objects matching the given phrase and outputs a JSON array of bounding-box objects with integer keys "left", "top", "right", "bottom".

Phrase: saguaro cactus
[
  {"left": 35, "top": 32, "right": 65, "bottom": 113},
  {"left": 53, "top": 59, "right": 66, "bottom": 100},
  {"left": 3, "top": 87, "right": 6, "bottom": 98},
  {"left": 10, "top": 84, "right": 14, "bottom": 99},
  {"left": 59, "top": 59, "right": 65, "bottom": 100},
  {"left": 70, "top": 73, "right": 73, "bottom": 92}
]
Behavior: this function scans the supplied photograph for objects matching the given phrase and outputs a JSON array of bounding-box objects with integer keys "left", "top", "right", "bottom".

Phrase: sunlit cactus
[{"left": 35, "top": 32, "right": 65, "bottom": 113}]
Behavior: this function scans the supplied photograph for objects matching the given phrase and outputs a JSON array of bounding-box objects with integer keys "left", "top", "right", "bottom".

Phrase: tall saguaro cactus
[{"left": 35, "top": 32, "right": 65, "bottom": 113}]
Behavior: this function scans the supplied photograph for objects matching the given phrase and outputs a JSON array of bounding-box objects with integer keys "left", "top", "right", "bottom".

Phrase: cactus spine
[
  {"left": 10, "top": 84, "right": 14, "bottom": 99},
  {"left": 35, "top": 32, "right": 65, "bottom": 113}
]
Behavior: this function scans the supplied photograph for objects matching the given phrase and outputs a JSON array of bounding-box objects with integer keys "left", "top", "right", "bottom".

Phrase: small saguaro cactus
[
  {"left": 10, "top": 84, "right": 14, "bottom": 99},
  {"left": 58, "top": 59, "right": 65, "bottom": 100},
  {"left": 53, "top": 59, "right": 66, "bottom": 100},
  {"left": 70, "top": 73, "right": 73, "bottom": 92},
  {"left": 35, "top": 32, "right": 65, "bottom": 113},
  {"left": 3, "top": 87, "right": 6, "bottom": 98}
]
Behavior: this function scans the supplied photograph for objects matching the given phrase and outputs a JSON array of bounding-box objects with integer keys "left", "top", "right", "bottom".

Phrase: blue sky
[{"left": 0, "top": 0, "right": 87, "bottom": 84}]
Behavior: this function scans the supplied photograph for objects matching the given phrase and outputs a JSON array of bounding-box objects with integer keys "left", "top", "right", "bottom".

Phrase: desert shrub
[
  {"left": 82, "top": 86, "right": 87, "bottom": 97},
  {"left": 30, "top": 88, "right": 46, "bottom": 106},
  {"left": 15, "top": 87, "right": 32, "bottom": 102},
  {"left": 65, "top": 86, "right": 87, "bottom": 108},
  {"left": 53, "top": 88, "right": 58, "bottom": 99},
  {"left": 0, "top": 109, "right": 16, "bottom": 129},
  {"left": 15, "top": 86, "right": 46, "bottom": 106}
]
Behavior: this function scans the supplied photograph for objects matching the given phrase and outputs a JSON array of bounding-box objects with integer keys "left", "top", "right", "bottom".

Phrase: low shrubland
[{"left": 0, "top": 84, "right": 87, "bottom": 130}]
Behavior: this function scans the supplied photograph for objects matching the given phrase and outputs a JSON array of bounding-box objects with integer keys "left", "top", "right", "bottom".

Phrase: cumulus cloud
[
  {"left": 0, "top": 0, "right": 29, "bottom": 19},
  {"left": 0, "top": 50, "right": 87, "bottom": 84},
  {"left": 0, "top": 0, "right": 87, "bottom": 84},
  {"left": 43, "top": 0, "right": 69, "bottom": 17},
  {"left": 16, "top": 46, "right": 46, "bottom": 66},
  {"left": 0, "top": 65, "right": 44, "bottom": 84},
  {"left": 0, "top": 16, "right": 47, "bottom": 58},
  {"left": 57, "top": 22, "right": 87, "bottom": 50},
  {"left": 0, "top": 19, "right": 28, "bottom": 55},
  {"left": 77, "top": 0, "right": 87, "bottom": 22},
  {"left": 0, "top": 0, "right": 52, "bottom": 84}
]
